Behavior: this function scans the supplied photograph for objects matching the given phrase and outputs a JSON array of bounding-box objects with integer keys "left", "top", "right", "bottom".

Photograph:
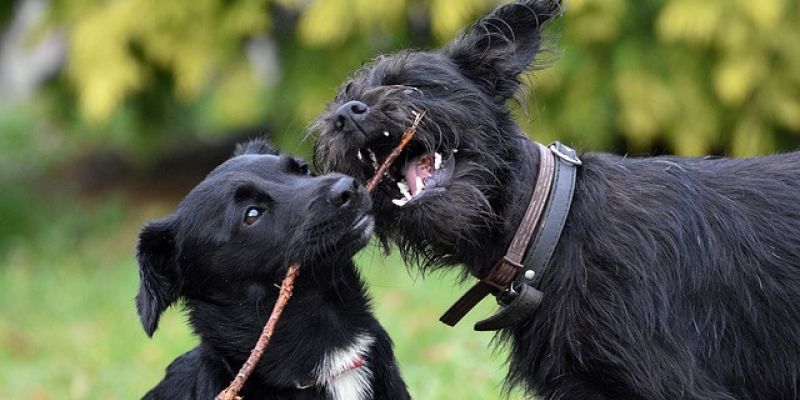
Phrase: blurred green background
[{"left": 1, "top": 0, "right": 799, "bottom": 398}]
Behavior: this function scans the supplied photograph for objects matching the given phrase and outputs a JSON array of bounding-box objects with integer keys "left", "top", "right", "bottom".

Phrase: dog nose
[
  {"left": 328, "top": 176, "right": 359, "bottom": 208},
  {"left": 334, "top": 100, "right": 369, "bottom": 131}
]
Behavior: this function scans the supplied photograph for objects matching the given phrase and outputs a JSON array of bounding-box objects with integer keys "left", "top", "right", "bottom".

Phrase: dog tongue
[{"left": 405, "top": 155, "right": 434, "bottom": 196}]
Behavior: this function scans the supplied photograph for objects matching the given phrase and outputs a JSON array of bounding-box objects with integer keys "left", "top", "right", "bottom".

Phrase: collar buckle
[
  {"left": 549, "top": 142, "right": 582, "bottom": 166},
  {"left": 480, "top": 256, "right": 523, "bottom": 291}
]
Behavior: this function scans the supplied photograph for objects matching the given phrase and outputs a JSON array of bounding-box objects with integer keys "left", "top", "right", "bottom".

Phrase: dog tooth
[
  {"left": 434, "top": 152, "right": 442, "bottom": 170},
  {"left": 383, "top": 131, "right": 390, "bottom": 137},
  {"left": 392, "top": 198, "right": 408, "bottom": 207},
  {"left": 357, "top": 150, "right": 364, "bottom": 161},
  {"left": 398, "top": 180, "right": 413, "bottom": 200},
  {"left": 397, "top": 180, "right": 410, "bottom": 194}
]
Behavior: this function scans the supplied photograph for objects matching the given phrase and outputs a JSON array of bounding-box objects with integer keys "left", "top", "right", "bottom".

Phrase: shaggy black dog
[
  {"left": 135, "top": 140, "right": 410, "bottom": 399},
  {"left": 311, "top": 1, "right": 800, "bottom": 399}
]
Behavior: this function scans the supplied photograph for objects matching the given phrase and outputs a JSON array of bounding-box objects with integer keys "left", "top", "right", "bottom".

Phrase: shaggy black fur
[
  {"left": 311, "top": 1, "right": 800, "bottom": 399},
  {"left": 135, "top": 140, "right": 410, "bottom": 399}
]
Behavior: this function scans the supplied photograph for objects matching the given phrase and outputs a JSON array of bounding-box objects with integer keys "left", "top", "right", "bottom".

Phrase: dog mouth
[
  {"left": 354, "top": 138, "right": 456, "bottom": 208},
  {"left": 306, "top": 213, "right": 373, "bottom": 263},
  {"left": 351, "top": 214, "right": 375, "bottom": 239}
]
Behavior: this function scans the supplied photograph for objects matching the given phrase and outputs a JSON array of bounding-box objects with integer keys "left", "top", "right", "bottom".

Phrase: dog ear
[
  {"left": 135, "top": 217, "right": 182, "bottom": 337},
  {"left": 444, "top": 0, "right": 562, "bottom": 102},
  {"left": 234, "top": 138, "right": 278, "bottom": 157}
]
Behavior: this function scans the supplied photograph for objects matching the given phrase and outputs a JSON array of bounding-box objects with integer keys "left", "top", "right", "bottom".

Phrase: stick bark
[
  {"left": 216, "top": 263, "right": 301, "bottom": 400},
  {"left": 365, "top": 111, "right": 424, "bottom": 194}
]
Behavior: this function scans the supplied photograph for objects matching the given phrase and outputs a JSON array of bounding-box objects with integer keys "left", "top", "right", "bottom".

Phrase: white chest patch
[{"left": 316, "top": 333, "right": 375, "bottom": 400}]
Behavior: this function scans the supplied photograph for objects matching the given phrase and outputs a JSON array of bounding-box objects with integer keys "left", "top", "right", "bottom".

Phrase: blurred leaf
[
  {"left": 57, "top": 0, "right": 272, "bottom": 125},
  {"left": 713, "top": 51, "right": 767, "bottom": 107},
  {"left": 668, "top": 72, "right": 720, "bottom": 155},
  {"left": 735, "top": 0, "right": 785, "bottom": 31},
  {"left": 3, "top": 0, "right": 798, "bottom": 173},
  {"left": 568, "top": 0, "right": 626, "bottom": 44},
  {"left": 208, "top": 62, "right": 263, "bottom": 128},
  {"left": 66, "top": 0, "right": 146, "bottom": 122},
  {"left": 429, "top": 0, "right": 485, "bottom": 42},
  {"left": 615, "top": 69, "right": 678, "bottom": 151},
  {"left": 731, "top": 112, "right": 772, "bottom": 156},
  {"left": 297, "top": 0, "right": 354, "bottom": 46},
  {"left": 657, "top": 0, "right": 723, "bottom": 46}
]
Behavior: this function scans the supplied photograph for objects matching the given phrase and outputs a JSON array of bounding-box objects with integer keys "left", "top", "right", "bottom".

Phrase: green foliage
[
  {"left": 525, "top": 0, "right": 800, "bottom": 156},
  {"left": 1, "top": 0, "right": 791, "bottom": 163},
  {"left": 0, "top": 1, "right": 13, "bottom": 28},
  {"left": 51, "top": 0, "right": 270, "bottom": 123},
  {"left": 2, "top": 0, "right": 799, "bottom": 250}
]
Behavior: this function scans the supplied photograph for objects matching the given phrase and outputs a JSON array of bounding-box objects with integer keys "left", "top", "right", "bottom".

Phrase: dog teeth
[
  {"left": 357, "top": 150, "right": 364, "bottom": 161},
  {"left": 392, "top": 198, "right": 409, "bottom": 207},
  {"left": 383, "top": 131, "right": 390, "bottom": 137},
  {"left": 397, "top": 180, "right": 412, "bottom": 200},
  {"left": 397, "top": 180, "right": 409, "bottom": 193},
  {"left": 434, "top": 152, "right": 442, "bottom": 170}
]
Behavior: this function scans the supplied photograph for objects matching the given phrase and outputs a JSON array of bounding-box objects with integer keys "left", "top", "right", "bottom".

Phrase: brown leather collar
[{"left": 439, "top": 141, "right": 580, "bottom": 329}]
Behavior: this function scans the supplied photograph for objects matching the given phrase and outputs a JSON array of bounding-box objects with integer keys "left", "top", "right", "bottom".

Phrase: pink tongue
[{"left": 404, "top": 155, "right": 433, "bottom": 196}]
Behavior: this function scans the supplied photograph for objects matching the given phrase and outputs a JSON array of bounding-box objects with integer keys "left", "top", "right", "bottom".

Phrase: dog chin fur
[{"left": 312, "top": 1, "right": 800, "bottom": 399}]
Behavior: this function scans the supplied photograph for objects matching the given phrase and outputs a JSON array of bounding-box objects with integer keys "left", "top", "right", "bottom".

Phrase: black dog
[
  {"left": 312, "top": 1, "right": 800, "bottom": 399},
  {"left": 135, "top": 140, "right": 410, "bottom": 399}
]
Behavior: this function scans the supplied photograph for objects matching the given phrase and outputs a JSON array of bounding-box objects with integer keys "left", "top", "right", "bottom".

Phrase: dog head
[
  {"left": 135, "top": 140, "right": 373, "bottom": 336},
  {"left": 312, "top": 0, "right": 561, "bottom": 270}
]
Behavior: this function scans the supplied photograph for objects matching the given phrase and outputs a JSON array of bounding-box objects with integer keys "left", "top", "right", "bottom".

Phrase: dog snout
[
  {"left": 334, "top": 100, "right": 369, "bottom": 131},
  {"left": 328, "top": 176, "right": 360, "bottom": 208}
]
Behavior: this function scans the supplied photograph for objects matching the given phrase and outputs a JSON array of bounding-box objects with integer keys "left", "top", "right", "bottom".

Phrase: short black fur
[
  {"left": 311, "top": 1, "right": 800, "bottom": 399},
  {"left": 136, "top": 140, "right": 410, "bottom": 399}
]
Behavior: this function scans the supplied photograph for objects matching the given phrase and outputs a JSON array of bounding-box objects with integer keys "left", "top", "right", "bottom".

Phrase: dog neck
[
  {"left": 185, "top": 258, "right": 377, "bottom": 392},
  {"left": 441, "top": 139, "right": 581, "bottom": 330}
]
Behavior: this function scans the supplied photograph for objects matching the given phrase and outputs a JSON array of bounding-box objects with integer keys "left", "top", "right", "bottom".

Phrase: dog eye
[{"left": 243, "top": 207, "right": 263, "bottom": 226}]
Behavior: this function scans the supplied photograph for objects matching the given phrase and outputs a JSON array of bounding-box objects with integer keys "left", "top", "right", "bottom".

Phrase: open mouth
[{"left": 354, "top": 137, "right": 456, "bottom": 208}]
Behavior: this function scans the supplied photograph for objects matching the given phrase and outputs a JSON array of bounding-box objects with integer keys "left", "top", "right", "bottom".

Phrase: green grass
[{"left": 0, "top": 200, "right": 525, "bottom": 399}]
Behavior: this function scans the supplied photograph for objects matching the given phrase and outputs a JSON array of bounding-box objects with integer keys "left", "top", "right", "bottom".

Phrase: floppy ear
[
  {"left": 444, "top": 0, "right": 562, "bottom": 102},
  {"left": 135, "top": 218, "right": 182, "bottom": 337}
]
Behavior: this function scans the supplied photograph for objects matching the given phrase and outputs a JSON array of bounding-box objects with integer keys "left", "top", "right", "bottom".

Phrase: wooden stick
[
  {"left": 216, "top": 263, "right": 301, "bottom": 400},
  {"left": 365, "top": 111, "right": 424, "bottom": 194}
]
